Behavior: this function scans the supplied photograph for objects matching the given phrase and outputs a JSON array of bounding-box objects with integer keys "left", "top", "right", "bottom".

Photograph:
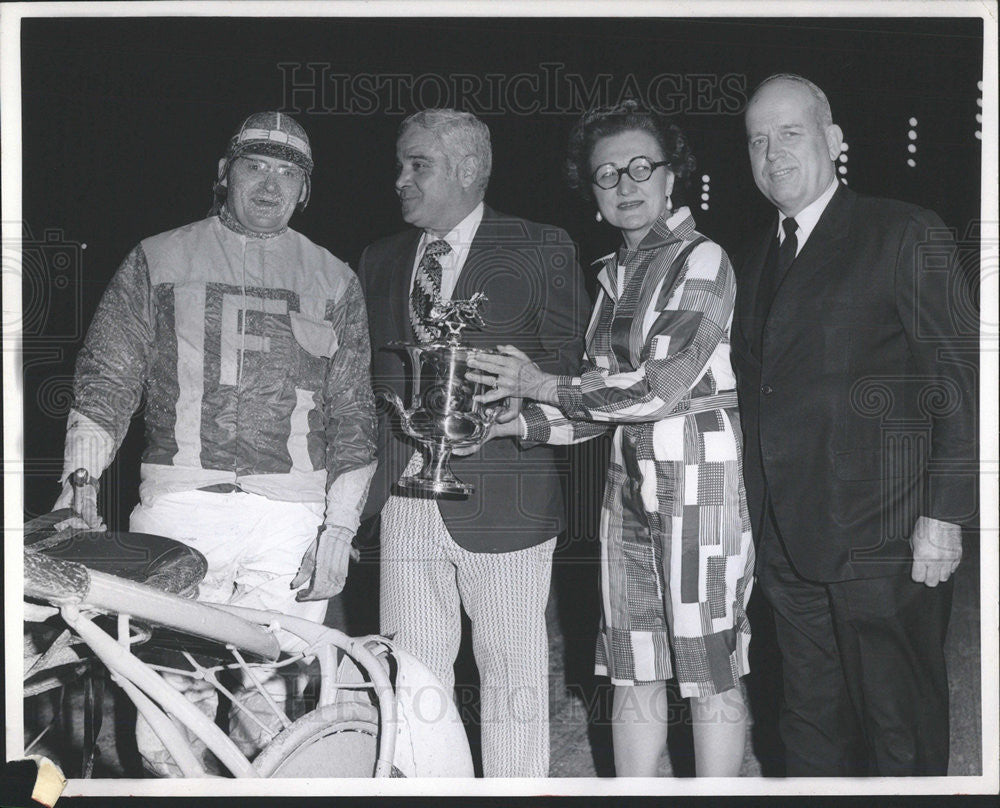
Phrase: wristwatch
[{"left": 69, "top": 468, "right": 98, "bottom": 490}]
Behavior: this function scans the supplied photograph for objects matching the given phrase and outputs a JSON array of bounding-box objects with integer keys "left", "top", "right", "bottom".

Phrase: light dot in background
[
  {"left": 701, "top": 174, "right": 710, "bottom": 183},
  {"left": 908, "top": 144, "right": 917, "bottom": 153},
  {"left": 701, "top": 202, "right": 709, "bottom": 211},
  {"left": 840, "top": 177, "right": 848, "bottom": 185},
  {"left": 909, "top": 117, "right": 918, "bottom": 127},
  {"left": 976, "top": 113, "right": 983, "bottom": 123},
  {"left": 907, "top": 158, "right": 916, "bottom": 168},
  {"left": 977, "top": 97, "right": 983, "bottom": 107},
  {"left": 838, "top": 152, "right": 848, "bottom": 163},
  {"left": 840, "top": 142, "right": 849, "bottom": 152},
  {"left": 978, "top": 80, "right": 983, "bottom": 90},
  {"left": 975, "top": 131, "right": 982, "bottom": 140},
  {"left": 699, "top": 192, "right": 708, "bottom": 201},
  {"left": 702, "top": 183, "right": 710, "bottom": 191},
  {"left": 907, "top": 129, "right": 918, "bottom": 140},
  {"left": 838, "top": 165, "right": 848, "bottom": 175}
]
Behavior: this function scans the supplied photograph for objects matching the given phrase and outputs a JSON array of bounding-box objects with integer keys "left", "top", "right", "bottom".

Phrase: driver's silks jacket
[{"left": 62, "top": 215, "right": 377, "bottom": 533}]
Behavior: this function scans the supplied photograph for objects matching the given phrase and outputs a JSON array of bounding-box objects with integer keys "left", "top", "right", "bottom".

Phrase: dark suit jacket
[
  {"left": 731, "top": 185, "right": 976, "bottom": 582},
  {"left": 357, "top": 205, "right": 591, "bottom": 552}
]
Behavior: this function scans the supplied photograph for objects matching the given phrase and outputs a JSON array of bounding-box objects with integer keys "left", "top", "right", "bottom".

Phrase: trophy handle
[
  {"left": 470, "top": 398, "right": 501, "bottom": 443},
  {"left": 378, "top": 390, "right": 417, "bottom": 439}
]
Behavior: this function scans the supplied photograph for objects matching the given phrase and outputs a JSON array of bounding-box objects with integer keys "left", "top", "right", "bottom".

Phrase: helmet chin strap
[{"left": 297, "top": 173, "right": 311, "bottom": 211}]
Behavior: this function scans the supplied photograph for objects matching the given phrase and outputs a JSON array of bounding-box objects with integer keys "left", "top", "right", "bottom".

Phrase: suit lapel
[
  {"left": 390, "top": 232, "right": 421, "bottom": 342},
  {"left": 773, "top": 184, "right": 853, "bottom": 302},
  {"left": 452, "top": 204, "right": 497, "bottom": 301},
  {"left": 735, "top": 222, "right": 774, "bottom": 352},
  {"left": 737, "top": 185, "right": 853, "bottom": 356},
  {"left": 744, "top": 221, "right": 775, "bottom": 305}
]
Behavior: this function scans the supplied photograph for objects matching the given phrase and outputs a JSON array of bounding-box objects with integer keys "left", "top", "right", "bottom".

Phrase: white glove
[{"left": 291, "top": 525, "right": 359, "bottom": 601}]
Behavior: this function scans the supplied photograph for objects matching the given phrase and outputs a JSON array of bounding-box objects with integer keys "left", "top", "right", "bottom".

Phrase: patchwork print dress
[{"left": 521, "top": 208, "right": 754, "bottom": 697}]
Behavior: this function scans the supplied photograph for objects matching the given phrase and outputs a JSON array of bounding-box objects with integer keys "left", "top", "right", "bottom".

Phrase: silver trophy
[{"left": 383, "top": 293, "right": 502, "bottom": 496}]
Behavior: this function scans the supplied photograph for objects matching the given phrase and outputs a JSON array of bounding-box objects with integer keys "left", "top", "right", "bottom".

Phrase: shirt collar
[
  {"left": 778, "top": 178, "right": 839, "bottom": 245},
  {"left": 418, "top": 202, "right": 485, "bottom": 265}
]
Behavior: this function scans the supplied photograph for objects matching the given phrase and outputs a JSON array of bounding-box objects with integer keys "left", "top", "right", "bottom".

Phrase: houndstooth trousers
[{"left": 380, "top": 455, "right": 556, "bottom": 778}]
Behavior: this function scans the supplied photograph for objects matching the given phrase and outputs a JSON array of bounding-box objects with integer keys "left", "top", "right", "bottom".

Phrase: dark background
[
  {"left": 19, "top": 15, "right": 983, "bottom": 525},
  {"left": 9, "top": 12, "right": 989, "bottom": 799}
]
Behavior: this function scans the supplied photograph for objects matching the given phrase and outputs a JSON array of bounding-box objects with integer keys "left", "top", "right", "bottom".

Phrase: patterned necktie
[
  {"left": 410, "top": 238, "right": 452, "bottom": 342},
  {"left": 754, "top": 216, "right": 798, "bottom": 351}
]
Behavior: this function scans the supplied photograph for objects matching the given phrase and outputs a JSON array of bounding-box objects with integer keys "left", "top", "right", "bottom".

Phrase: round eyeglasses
[{"left": 591, "top": 156, "right": 669, "bottom": 190}]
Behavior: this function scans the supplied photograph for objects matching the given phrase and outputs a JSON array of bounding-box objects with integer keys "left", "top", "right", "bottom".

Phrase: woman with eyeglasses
[{"left": 468, "top": 100, "right": 753, "bottom": 777}]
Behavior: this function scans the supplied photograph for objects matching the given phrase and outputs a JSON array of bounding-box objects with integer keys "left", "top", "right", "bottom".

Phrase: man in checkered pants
[{"left": 357, "top": 109, "right": 590, "bottom": 777}]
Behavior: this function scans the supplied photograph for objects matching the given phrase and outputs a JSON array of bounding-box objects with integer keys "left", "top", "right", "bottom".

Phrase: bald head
[
  {"left": 750, "top": 74, "right": 834, "bottom": 129},
  {"left": 745, "top": 76, "right": 843, "bottom": 217}
]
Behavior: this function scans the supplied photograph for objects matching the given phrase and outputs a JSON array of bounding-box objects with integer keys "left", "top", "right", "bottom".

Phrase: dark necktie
[
  {"left": 754, "top": 216, "right": 798, "bottom": 351},
  {"left": 409, "top": 239, "right": 452, "bottom": 342}
]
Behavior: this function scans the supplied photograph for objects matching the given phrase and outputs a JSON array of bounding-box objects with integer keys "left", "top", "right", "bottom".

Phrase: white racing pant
[{"left": 129, "top": 490, "right": 328, "bottom": 775}]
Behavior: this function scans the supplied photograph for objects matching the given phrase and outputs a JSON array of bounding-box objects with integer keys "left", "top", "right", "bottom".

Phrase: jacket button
[{"left": 761, "top": 384, "right": 773, "bottom": 396}]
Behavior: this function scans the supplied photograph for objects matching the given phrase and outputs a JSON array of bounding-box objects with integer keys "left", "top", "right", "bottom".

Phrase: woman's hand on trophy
[
  {"left": 451, "top": 417, "right": 522, "bottom": 456},
  {"left": 490, "top": 417, "right": 523, "bottom": 439},
  {"left": 467, "top": 345, "right": 559, "bottom": 405},
  {"left": 494, "top": 396, "right": 523, "bottom": 424}
]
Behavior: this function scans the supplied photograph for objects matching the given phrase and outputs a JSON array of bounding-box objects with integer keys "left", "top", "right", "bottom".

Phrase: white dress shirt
[
  {"left": 410, "top": 202, "right": 485, "bottom": 301},
  {"left": 778, "top": 178, "right": 840, "bottom": 255}
]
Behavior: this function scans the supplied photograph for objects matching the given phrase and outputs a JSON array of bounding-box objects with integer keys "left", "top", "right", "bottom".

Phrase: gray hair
[
  {"left": 399, "top": 109, "right": 493, "bottom": 193},
  {"left": 750, "top": 73, "right": 834, "bottom": 128}
]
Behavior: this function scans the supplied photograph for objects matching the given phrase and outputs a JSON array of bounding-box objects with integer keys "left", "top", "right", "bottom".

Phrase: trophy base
[{"left": 397, "top": 474, "right": 474, "bottom": 497}]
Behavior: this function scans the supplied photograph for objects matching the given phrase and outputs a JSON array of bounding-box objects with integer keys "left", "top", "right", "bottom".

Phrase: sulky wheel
[{"left": 252, "top": 702, "right": 404, "bottom": 778}]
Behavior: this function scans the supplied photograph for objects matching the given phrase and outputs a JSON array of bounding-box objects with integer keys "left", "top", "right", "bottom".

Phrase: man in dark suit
[
  {"left": 731, "top": 74, "right": 976, "bottom": 776},
  {"left": 356, "top": 109, "right": 589, "bottom": 777}
]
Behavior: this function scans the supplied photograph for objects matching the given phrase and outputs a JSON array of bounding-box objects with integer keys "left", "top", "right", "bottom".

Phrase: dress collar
[
  {"left": 615, "top": 206, "right": 695, "bottom": 263},
  {"left": 595, "top": 206, "right": 698, "bottom": 299}
]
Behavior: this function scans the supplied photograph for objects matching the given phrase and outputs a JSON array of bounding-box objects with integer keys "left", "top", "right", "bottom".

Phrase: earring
[
  {"left": 665, "top": 195, "right": 673, "bottom": 213},
  {"left": 595, "top": 210, "right": 603, "bottom": 223}
]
